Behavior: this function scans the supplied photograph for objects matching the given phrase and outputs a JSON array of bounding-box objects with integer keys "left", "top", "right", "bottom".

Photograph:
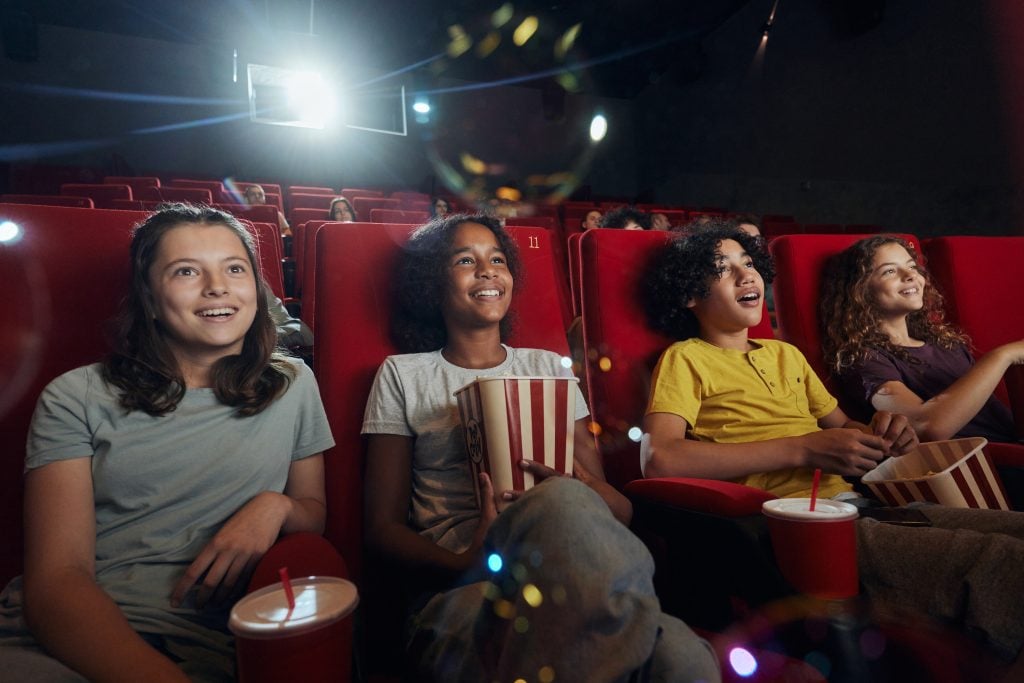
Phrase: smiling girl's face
[
  {"left": 441, "top": 222, "right": 514, "bottom": 332},
  {"left": 148, "top": 222, "right": 258, "bottom": 369},
  {"left": 866, "top": 242, "right": 926, "bottom": 318}
]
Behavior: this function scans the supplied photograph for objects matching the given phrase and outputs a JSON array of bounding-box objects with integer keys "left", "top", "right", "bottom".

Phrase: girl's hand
[
  {"left": 499, "top": 459, "right": 570, "bottom": 503},
  {"left": 997, "top": 340, "right": 1024, "bottom": 366},
  {"left": 867, "top": 411, "right": 919, "bottom": 455},
  {"left": 459, "top": 473, "right": 498, "bottom": 570},
  {"left": 170, "top": 492, "right": 289, "bottom": 609}
]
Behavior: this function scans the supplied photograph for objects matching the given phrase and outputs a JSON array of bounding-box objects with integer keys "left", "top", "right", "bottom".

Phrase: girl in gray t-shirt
[{"left": 0, "top": 206, "right": 334, "bottom": 683}]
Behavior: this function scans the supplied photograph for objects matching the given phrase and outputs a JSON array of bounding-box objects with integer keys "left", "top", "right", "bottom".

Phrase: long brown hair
[
  {"left": 102, "top": 204, "right": 295, "bottom": 416},
  {"left": 820, "top": 235, "right": 967, "bottom": 374}
]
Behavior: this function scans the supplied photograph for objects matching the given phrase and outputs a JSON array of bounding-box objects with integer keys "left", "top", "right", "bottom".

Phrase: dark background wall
[{"left": 1, "top": 0, "right": 1021, "bottom": 234}]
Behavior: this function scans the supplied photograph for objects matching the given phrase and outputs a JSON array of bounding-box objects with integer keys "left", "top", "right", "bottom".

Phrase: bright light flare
[
  {"left": 729, "top": 647, "right": 758, "bottom": 677},
  {"left": 285, "top": 71, "right": 333, "bottom": 127},
  {"left": 0, "top": 220, "right": 21, "bottom": 243},
  {"left": 627, "top": 427, "right": 643, "bottom": 442},
  {"left": 413, "top": 101, "right": 431, "bottom": 114},
  {"left": 589, "top": 114, "right": 608, "bottom": 142}
]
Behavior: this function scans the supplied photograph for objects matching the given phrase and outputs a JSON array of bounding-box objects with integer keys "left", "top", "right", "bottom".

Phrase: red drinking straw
[
  {"left": 278, "top": 567, "right": 296, "bottom": 610},
  {"left": 809, "top": 468, "right": 822, "bottom": 511}
]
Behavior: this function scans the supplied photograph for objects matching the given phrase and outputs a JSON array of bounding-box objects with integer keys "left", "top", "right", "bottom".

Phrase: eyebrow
[{"left": 874, "top": 258, "right": 916, "bottom": 270}]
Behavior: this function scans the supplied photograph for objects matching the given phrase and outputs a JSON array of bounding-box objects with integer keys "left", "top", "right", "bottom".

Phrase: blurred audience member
[
  {"left": 650, "top": 212, "right": 671, "bottom": 231},
  {"left": 431, "top": 196, "right": 452, "bottom": 218},
  {"left": 580, "top": 209, "right": 602, "bottom": 231},
  {"left": 599, "top": 206, "right": 651, "bottom": 230},
  {"left": 329, "top": 196, "right": 357, "bottom": 222},
  {"left": 244, "top": 184, "right": 291, "bottom": 237}
]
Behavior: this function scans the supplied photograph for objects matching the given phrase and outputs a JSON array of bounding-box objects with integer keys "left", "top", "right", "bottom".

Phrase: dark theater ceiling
[{"left": 3, "top": 0, "right": 757, "bottom": 98}]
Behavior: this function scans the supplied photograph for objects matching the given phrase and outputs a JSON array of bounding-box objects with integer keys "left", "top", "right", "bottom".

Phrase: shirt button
[
  {"left": 760, "top": 369, "right": 767, "bottom": 374},
  {"left": 770, "top": 381, "right": 775, "bottom": 386}
]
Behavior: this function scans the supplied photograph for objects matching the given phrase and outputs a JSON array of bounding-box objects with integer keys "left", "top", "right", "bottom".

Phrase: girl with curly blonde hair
[{"left": 821, "top": 235, "right": 1021, "bottom": 442}]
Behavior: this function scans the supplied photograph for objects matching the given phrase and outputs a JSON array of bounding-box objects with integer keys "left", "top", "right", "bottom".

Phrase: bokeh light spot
[
  {"left": 551, "top": 584, "right": 567, "bottom": 605},
  {"left": 514, "top": 616, "right": 529, "bottom": 633},
  {"left": 0, "top": 221, "right": 22, "bottom": 243},
  {"left": 492, "top": 3, "right": 514, "bottom": 28},
  {"left": 494, "top": 599, "right": 515, "bottom": 619},
  {"left": 488, "top": 553, "right": 503, "bottom": 572},
  {"left": 729, "top": 647, "right": 758, "bottom": 677},
  {"left": 511, "top": 562, "right": 528, "bottom": 582},
  {"left": 587, "top": 421, "right": 602, "bottom": 436},
  {"left": 522, "top": 583, "right": 543, "bottom": 607},
  {"left": 560, "top": 356, "right": 572, "bottom": 369},
  {"left": 598, "top": 356, "right": 612, "bottom": 372},
  {"left": 627, "top": 427, "right": 643, "bottom": 442},
  {"left": 513, "top": 16, "right": 539, "bottom": 46},
  {"left": 590, "top": 114, "right": 608, "bottom": 142},
  {"left": 555, "top": 23, "right": 582, "bottom": 59},
  {"left": 539, "top": 665, "right": 556, "bottom": 682},
  {"left": 477, "top": 31, "right": 501, "bottom": 58}
]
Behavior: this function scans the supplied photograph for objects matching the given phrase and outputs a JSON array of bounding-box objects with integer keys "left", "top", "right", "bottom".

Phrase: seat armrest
[
  {"left": 247, "top": 532, "right": 350, "bottom": 592},
  {"left": 625, "top": 477, "right": 777, "bottom": 517}
]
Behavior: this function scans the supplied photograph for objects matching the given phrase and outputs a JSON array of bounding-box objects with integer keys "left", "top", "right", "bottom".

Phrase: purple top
[{"left": 835, "top": 342, "right": 1017, "bottom": 443}]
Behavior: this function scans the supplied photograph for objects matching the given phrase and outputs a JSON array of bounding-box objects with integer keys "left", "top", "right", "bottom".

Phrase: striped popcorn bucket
[
  {"left": 455, "top": 376, "right": 578, "bottom": 511},
  {"left": 861, "top": 437, "right": 1010, "bottom": 510}
]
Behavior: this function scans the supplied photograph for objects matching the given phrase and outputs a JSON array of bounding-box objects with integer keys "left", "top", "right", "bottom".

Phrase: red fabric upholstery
[
  {"left": 298, "top": 220, "right": 331, "bottom": 327},
  {"left": 567, "top": 232, "right": 584, "bottom": 316},
  {"left": 212, "top": 203, "right": 280, "bottom": 225},
  {"left": 579, "top": 229, "right": 773, "bottom": 489},
  {"left": 924, "top": 236, "right": 1024, "bottom": 434},
  {"left": 136, "top": 186, "right": 213, "bottom": 204},
  {"left": 169, "top": 179, "right": 227, "bottom": 203},
  {"left": 503, "top": 216, "right": 571, "bottom": 328},
  {"left": 389, "top": 191, "right": 430, "bottom": 203},
  {"left": 285, "top": 193, "right": 335, "bottom": 214},
  {"left": 1, "top": 194, "right": 94, "bottom": 208},
  {"left": 625, "top": 478, "right": 776, "bottom": 517},
  {"left": 351, "top": 196, "right": 400, "bottom": 219},
  {"left": 0, "top": 205, "right": 145, "bottom": 584},
  {"left": 287, "top": 185, "right": 335, "bottom": 196},
  {"left": 369, "top": 208, "right": 429, "bottom": 224},
  {"left": 242, "top": 220, "right": 286, "bottom": 300},
  {"left": 110, "top": 199, "right": 147, "bottom": 210},
  {"left": 103, "top": 176, "right": 160, "bottom": 190},
  {"left": 313, "top": 222, "right": 570, "bottom": 579},
  {"left": 289, "top": 207, "right": 330, "bottom": 228},
  {"left": 770, "top": 233, "right": 921, "bottom": 381},
  {"left": 339, "top": 188, "right": 384, "bottom": 199},
  {"left": 60, "top": 183, "right": 132, "bottom": 208}
]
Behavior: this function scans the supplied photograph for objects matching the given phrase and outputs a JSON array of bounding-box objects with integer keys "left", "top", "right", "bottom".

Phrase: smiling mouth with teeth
[
  {"left": 198, "top": 307, "right": 236, "bottom": 317},
  {"left": 737, "top": 292, "right": 760, "bottom": 302},
  {"left": 473, "top": 289, "right": 501, "bottom": 298}
]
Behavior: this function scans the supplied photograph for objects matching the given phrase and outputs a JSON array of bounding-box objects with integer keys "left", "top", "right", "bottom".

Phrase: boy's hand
[
  {"left": 867, "top": 411, "right": 919, "bottom": 455},
  {"left": 802, "top": 428, "right": 888, "bottom": 476}
]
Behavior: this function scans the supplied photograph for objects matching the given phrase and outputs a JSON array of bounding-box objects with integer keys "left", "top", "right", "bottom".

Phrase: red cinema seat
[
  {"left": 1, "top": 194, "right": 94, "bottom": 208},
  {"left": 110, "top": 199, "right": 147, "bottom": 210},
  {"left": 579, "top": 229, "right": 774, "bottom": 491},
  {"left": 60, "top": 183, "right": 132, "bottom": 208},
  {"left": 352, "top": 196, "right": 400, "bottom": 220},
  {"left": 339, "top": 188, "right": 384, "bottom": 199},
  {"left": 389, "top": 191, "right": 430, "bottom": 203},
  {"left": 312, "top": 221, "right": 570, "bottom": 582},
  {"left": 402, "top": 200, "right": 431, "bottom": 213},
  {"left": 287, "top": 194, "right": 335, "bottom": 224},
  {"left": 242, "top": 220, "right": 287, "bottom": 301},
  {"left": 0, "top": 205, "right": 143, "bottom": 585},
  {"left": 103, "top": 176, "right": 161, "bottom": 192},
  {"left": 568, "top": 232, "right": 585, "bottom": 316},
  {"left": 287, "top": 185, "right": 335, "bottom": 196},
  {"left": 369, "top": 208, "right": 429, "bottom": 224},
  {"left": 290, "top": 207, "right": 330, "bottom": 228},
  {"left": 136, "top": 186, "right": 213, "bottom": 204},
  {"left": 233, "top": 182, "right": 284, "bottom": 211},
  {"left": 213, "top": 203, "right": 280, "bottom": 225},
  {"left": 170, "top": 179, "right": 227, "bottom": 203}
]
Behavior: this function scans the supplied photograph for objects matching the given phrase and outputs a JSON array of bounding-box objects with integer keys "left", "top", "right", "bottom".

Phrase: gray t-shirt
[
  {"left": 361, "top": 345, "right": 588, "bottom": 555},
  {"left": 0, "top": 359, "right": 334, "bottom": 678}
]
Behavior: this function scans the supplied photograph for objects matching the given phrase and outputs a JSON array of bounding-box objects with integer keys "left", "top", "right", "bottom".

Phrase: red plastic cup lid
[
  {"left": 762, "top": 498, "right": 859, "bottom": 521},
  {"left": 229, "top": 576, "right": 359, "bottom": 639}
]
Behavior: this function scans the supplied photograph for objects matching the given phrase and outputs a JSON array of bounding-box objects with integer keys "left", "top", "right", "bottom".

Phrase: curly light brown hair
[{"left": 820, "top": 235, "right": 968, "bottom": 374}]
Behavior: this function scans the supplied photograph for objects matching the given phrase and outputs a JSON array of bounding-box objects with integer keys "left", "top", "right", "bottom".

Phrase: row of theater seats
[{"left": 3, "top": 203, "right": 1020, "bottom": 681}]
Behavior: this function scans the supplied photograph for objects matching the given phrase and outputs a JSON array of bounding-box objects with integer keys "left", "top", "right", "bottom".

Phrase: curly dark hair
[
  {"left": 643, "top": 220, "right": 775, "bottom": 340},
  {"left": 391, "top": 213, "right": 523, "bottom": 352},
  {"left": 820, "top": 235, "right": 968, "bottom": 374},
  {"left": 102, "top": 204, "right": 295, "bottom": 416},
  {"left": 599, "top": 206, "right": 652, "bottom": 230}
]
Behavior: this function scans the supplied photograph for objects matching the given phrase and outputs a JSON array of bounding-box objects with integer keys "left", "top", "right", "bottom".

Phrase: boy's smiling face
[{"left": 687, "top": 238, "right": 764, "bottom": 348}]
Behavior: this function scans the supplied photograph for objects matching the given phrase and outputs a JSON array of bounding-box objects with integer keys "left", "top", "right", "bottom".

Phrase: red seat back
[
  {"left": 170, "top": 179, "right": 227, "bottom": 203},
  {"left": 242, "top": 220, "right": 286, "bottom": 300},
  {"left": 0, "top": 205, "right": 146, "bottom": 585},
  {"left": 137, "top": 186, "right": 213, "bottom": 204},
  {"left": 369, "top": 208, "right": 429, "bottom": 224},
  {"left": 290, "top": 207, "right": 330, "bottom": 228},
  {"left": 352, "top": 197, "right": 400, "bottom": 220},
  {"left": 212, "top": 203, "right": 280, "bottom": 225},
  {"left": 389, "top": 191, "right": 430, "bottom": 203},
  {"left": 287, "top": 186, "right": 335, "bottom": 196},
  {"left": 1, "top": 194, "right": 94, "bottom": 208},
  {"left": 579, "top": 229, "right": 774, "bottom": 489},
  {"left": 60, "top": 183, "right": 132, "bottom": 208},
  {"left": 923, "top": 236, "right": 1024, "bottom": 417},
  {"left": 339, "top": 188, "right": 383, "bottom": 199},
  {"left": 312, "top": 222, "right": 569, "bottom": 579},
  {"left": 103, "top": 176, "right": 161, "bottom": 191},
  {"left": 770, "top": 233, "right": 921, "bottom": 381}
]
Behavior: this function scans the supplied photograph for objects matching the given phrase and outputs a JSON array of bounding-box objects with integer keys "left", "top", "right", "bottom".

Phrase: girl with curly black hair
[
  {"left": 361, "top": 213, "right": 716, "bottom": 681},
  {"left": 821, "top": 235, "right": 1020, "bottom": 443}
]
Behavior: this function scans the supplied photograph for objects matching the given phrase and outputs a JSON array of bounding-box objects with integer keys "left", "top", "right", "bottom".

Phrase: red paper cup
[
  {"left": 229, "top": 576, "right": 358, "bottom": 683},
  {"left": 455, "top": 376, "right": 578, "bottom": 510},
  {"left": 762, "top": 498, "right": 860, "bottom": 600}
]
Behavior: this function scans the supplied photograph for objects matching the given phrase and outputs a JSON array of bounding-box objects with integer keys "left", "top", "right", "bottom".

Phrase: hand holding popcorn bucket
[{"left": 455, "top": 376, "right": 578, "bottom": 511}]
